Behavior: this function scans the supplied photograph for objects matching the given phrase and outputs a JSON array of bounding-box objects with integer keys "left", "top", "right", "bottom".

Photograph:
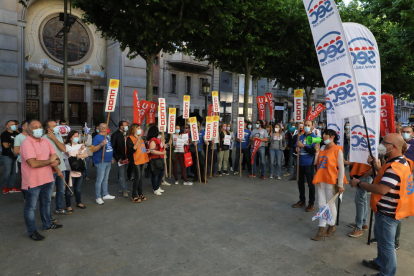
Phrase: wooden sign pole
[
  {"left": 161, "top": 131, "right": 168, "bottom": 177},
  {"left": 169, "top": 134, "right": 172, "bottom": 179},
  {"left": 239, "top": 140, "right": 242, "bottom": 177},
  {"left": 195, "top": 144, "right": 201, "bottom": 183},
  {"left": 210, "top": 142, "right": 215, "bottom": 178},
  {"left": 296, "top": 122, "right": 300, "bottom": 181},
  {"left": 101, "top": 113, "right": 111, "bottom": 162},
  {"left": 204, "top": 143, "right": 209, "bottom": 184}
]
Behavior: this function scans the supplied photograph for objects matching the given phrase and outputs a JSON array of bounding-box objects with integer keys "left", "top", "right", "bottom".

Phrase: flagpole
[{"left": 101, "top": 113, "right": 110, "bottom": 162}]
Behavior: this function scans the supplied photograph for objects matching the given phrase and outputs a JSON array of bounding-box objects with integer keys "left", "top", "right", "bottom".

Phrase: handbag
[
  {"left": 184, "top": 147, "right": 193, "bottom": 168},
  {"left": 68, "top": 156, "right": 86, "bottom": 173},
  {"left": 150, "top": 158, "right": 164, "bottom": 174}
]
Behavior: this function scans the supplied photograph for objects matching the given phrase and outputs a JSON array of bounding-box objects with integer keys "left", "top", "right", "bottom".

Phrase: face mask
[
  {"left": 227, "top": 127, "right": 231, "bottom": 130},
  {"left": 53, "top": 126, "right": 60, "bottom": 135},
  {"left": 402, "top": 133, "right": 411, "bottom": 140},
  {"left": 255, "top": 124, "right": 260, "bottom": 129},
  {"left": 123, "top": 126, "right": 129, "bottom": 132},
  {"left": 10, "top": 125, "right": 17, "bottom": 131},
  {"left": 345, "top": 126, "right": 349, "bottom": 129},
  {"left": 56, "top": 123, "right": 60, "bottom": 126},
  {"left": 72, "top": 137, "right": 79, "bottom": 143},
  {"left": 32, "top": 128, "right": 43, "bottom": 138},
  {"left": 137, "top": 129, "right": 142, "bottom": 135},
  {"left": 175, "top": 129, "right": 180, "bottom": 134},
  {"left": 248, "top": 125, "right": 252, "bottom": 129},
  {"left": 223, "top": 126, "right": 227, "bottom": 130},
  {"left": 275, "top": 128, "right": 279, "bottom": 133},
  {"left": 324, "top": 139, "right": 331, "bottom": 145},
  {"left": 304, "top": 127, "right": 311, "bottom": 133},
  {"left": 318, "top": 126, "right": 322, "bottom": 129},
  {"left": 377, "top": 143, "right": 393, "bottom": 156},
  {"left": 96, "top": 129, "right": 99, "bottom": 133}
]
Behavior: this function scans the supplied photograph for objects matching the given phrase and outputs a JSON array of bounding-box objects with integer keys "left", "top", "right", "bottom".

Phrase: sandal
[
  {"left": 66, "top": 208, "right": 73, "bottom": 213},
  {"left": 139, "top": 195, "right": 147, "bottom": 201},
  {"left": 131, "top": 197, "right": 141, "bottom": 203},
  {"left": 76, "top": 204, "right": 86, "bottom": 209}
]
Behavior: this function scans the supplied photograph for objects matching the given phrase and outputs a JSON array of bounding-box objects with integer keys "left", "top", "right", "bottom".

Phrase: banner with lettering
[
  {"left": 205, "top": 116, "right": 213, "bottom": 141},
  {"left": 250, "top": 138, "right": 261, "bottom": 165},
  {"left": 380, "top": 94, "right": 395, "bottom": 137},
  {"left": 158, "top": 98, "right": 167, "bottom": 132},
  {"left": 212, "top": 115, "right": 220, "bottom": 139},
  {"left": 294, "top": 89, "right": 303, "bottom": 123},
  {"left": 265, "top": 93, "right": 274, "bottom": 122},
  {"left": 326, "top": 96, "right": 344, "bottom": 147},
  {"left": 168, "top": 108, "right": 176, "bottom": 134},
  {"left": 189, "top": 117, "right": 199, "bottom": 142},
  {"left": 212, "top": 91, "right": 220, "bottom": 113},
  {"left": 237, "top": 117, "right": 244, "bottom": 139},
  {"left": 133, "top": 90, "right": 140, "bottom": 124},
  {"left": 105, "top": 79, "right": 120, "bottom": 112},
  {"left": 208, "top": 104, "right": 218, "bottom": 117},
  {"left": 183, "top": 95, "right": 191, "bottom": 119},
  {"left": 140, "top": 100, "right": 150, "bottom": 124},
  {"left": 257, "top": 96, "right": 266, "bottom": 121},
  {"left": 344, "top": 23, "right": 381, "bottom": 164},
  {"left": 147, "top": 101, "right": 157, "bottom": 125},
  {"left": 306, "top": 103, "right": 326, "bottom": 121},
  {"left": 302, "top": 0, "right": 363, "bottom": 119}
]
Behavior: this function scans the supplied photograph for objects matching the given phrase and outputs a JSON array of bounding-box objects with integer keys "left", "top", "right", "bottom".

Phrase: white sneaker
[
  {"left": 161, "top": 181, "right": 171, "bottom": 186},
  {"left": 157, "top": 188, "right": 165, "bottom": 193},
  {"left": 102, "top": 194, "right": 115, "bottom": 200},
  {"left": 234, "top": 172, "right": 239, "bottom": 175},
  {"left": 153, "top": 190, "right": 162, "bottom": 195},
  {"left": 52, "top": 192, "right": 56, "bottom": 198},
  {"left": 277, "top": 175, "right": 282, "bottom": 180},
  {"left": 269, "top": 174, "right": 273, "bottom": 179},
  {"left": 175, "top": 181, "right": 179, "bottom": 185},
  {"left": 230, "top": 167, "right": 233, "bottom": 172},
  {"left": 183, "top": 181, "right": 193, "bottom": 186},
  {"left": 96, "top": 198, "right": 104, "bottom": 205}
]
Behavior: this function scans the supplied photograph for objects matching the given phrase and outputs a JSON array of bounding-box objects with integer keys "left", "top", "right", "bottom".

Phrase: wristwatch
[{"left": 357, "top": 180, "right": 362, "bottom": 188}]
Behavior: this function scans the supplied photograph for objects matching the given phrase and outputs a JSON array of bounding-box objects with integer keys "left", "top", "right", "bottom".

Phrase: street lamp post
[{"left": 202, "top": 80, "right": 211, "bottom": 126}]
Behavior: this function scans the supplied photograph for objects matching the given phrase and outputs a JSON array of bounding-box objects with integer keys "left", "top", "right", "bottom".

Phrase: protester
[
  {"left": 13, "top": 120, "right": 28, "bottom": 197},
  {"left": 285, "top": 123, "right": 303, "bottom": 180},
  {"left": 1, "top": 120, "right": 21, "bottom": 194},
  {"left": 171, "top": 125, "right": 192, "bottom": 185},
  {"left": 111, "top": 120, "right": 130, "bottom": 198},
  {"left": 206, "top": 134, "right": 219, "bottom": 178},
  {"left": 81, "top": 126, "right": 93, "bottom": 181},
  {"left": 20, "top": 120, "right": 63, "bottom": 241},
  {"left": 217, "top": 123, "right": 230, "bottom": 176},
  {"left": 344, "top": 122, "right": 350, "bottom": 161},
  {"left": 292, "top": 121, "right": 317, "bottom": 211},
  {"left": 269, "top": 124, "right": 286, "bottom": 179},
  {"left": 350, "top": 133, "right": 414, "bottom": 276},
  {"left": 227, "top": 123, "right": 235, "bottom": 172},
  {"left": 126, "top": 124, "right": 149, "bottom": 202},
  {"left": 193, "top": 121, "right": 206, "bottom": 183},
  {"left": 64, "top": 131, "right": 88, "bottom": 210},
  {"left": 92, "top": 123, "right": 115, "bottom": 204},
  {"left": 234, "top": 120, "right": 251, "bottom": 175},
  {"left": 147, "top": 126, "right": 166, "bottom": 195},
  {"left": 311, "top": 129, "right": 345, "bottom": 241},
  {"left": 250, "top": 120, "right": 269, "bottom": 179}
]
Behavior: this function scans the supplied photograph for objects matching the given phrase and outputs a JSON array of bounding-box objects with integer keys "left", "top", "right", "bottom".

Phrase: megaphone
[{"left": 307, "top": 136, "right": 321, "bottom": 145}]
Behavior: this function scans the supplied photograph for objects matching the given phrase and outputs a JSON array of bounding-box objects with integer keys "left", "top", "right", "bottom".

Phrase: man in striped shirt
[{"left": 350, "top": 133, "right": 412, "bottom": 276}]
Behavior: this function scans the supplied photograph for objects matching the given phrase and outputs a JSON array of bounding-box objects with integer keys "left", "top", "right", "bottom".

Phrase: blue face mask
[
  {"left": 10, "top": 125, "right": 17, "bottom": 131},
  {"left": 304, "top": 127, "right": 311, "bottom": 133},
  {"left": 123, "top": 126, "right": 129, "bottom": 132},
  {"left": 255, "top": 124, "right": 260, "bottom": 129},
  {"left": 53, "top": 126, "right": 60, "bottom": 135},
  {"left": 137, "top": 129, "right": 142, "bottom": 135},
  {"left": 345, "top": 126, "right": 349, "bottom": 129},
  {"left": 248, "top": 125, "right": 252, "bottom": 129},
  {"left": 402, "top": 133, "right": 411, "bottom": 140},
  {"left": 175, "top": 129, "right": 180, "bottom": 134},
  {"left": 32, "top": 128, "right": 43, "bottom": 138},
  {"left": 96, "top": 129, "right": 99, "bottom": 133},
  {"left": 72, "top": 137, "right": 79, "bottom": 143}
]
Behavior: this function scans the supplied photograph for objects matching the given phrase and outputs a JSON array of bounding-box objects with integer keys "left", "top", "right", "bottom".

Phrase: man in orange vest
[{"left": 350, "top": 133, "right": 414, "bottom": 276}]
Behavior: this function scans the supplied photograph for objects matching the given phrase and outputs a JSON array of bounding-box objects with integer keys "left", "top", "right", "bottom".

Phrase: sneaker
[
  {"left": 218, "top": 171, "right": 223, "bottom": 176},
  {"left": 29, "top": 231, "right": 45, "bottom": 241},
  {"left": 183, "top": 181, "right": 193, "bottom": 186},
  {"left": 161, "top": 181, "right": 171, "bottom": 186},
  {"left": 395, "top": 243, "right": 400, "bottom": 250},
  {"left": 248, "top": 174, "right": 256, "bottom": 178},
  {"left": 102, "top": 194, "right": 115, "bottom": 200},
  {"left": 234, "top": 172, "right": 239, "bottom": 175},
  {"left": 96, "top": 198, "right": 104, "bottom": 205},
  {"left": 283, "top": 173, "right": 291, "bottom": 177},
  {"left": 348, "top": 228, "right": 363, "bottom": 238},
  {"left": 224, "top": 171, "right": 229, "bottom": 175},
  {"left": 127, "top": 177, "right": 134, "bottom": 181},
  {"left": 153, "top": 190, "right": 162, "bottom": 195},
  {"left": 305, "top": 205, "right": 314, "bottom": 212},
  {"left": 157, "top": 188, "right": 165, "bottom": 193},
  {"left": 362, "top": 225, "right": 369, "bottom": 231},
  {"left": 55, "top": 209, "right": 72, "bottom": 215},
  {"left": 288, "top": 177, "right": 296, "bottom": 181},
  {"left": 230, "top": 167, "right": 233, "bottom": 172},
  {"left": 2, "top": 187, "right": 9, "bottom": 194},
  {"left": 348, "top": 222, "right": 369, "bottom": 231},
  {"left": 292, "top": 201, "right": 306, "bottom": 208},
  {"left": 175, "top": 181, "right": 179, "bottom": 185},
  {"left": 277, "top": 175, "right": 282, "bottom": 180},
  {"left": 44, "top": 223, "right": 63, "bottom": 231},
  {"left": 52, "top": 192, "right": 56, "bottom": 198},
  {"left": 9, "top": 187, "right": 22, "bottom": 193},
  {"left": 362, "top": 259, "right": 380, "bottom": 271},
  {"left": 123, "top": 192, "right": 129, "bottom": 198},
  {"left": 51, "top": 217, "right": 58, "bottom": 224},
  {"left": 370, "top": 238, "right": 377, "bottom": 244},
  {"left": 261, "top": 175, "right": 265, "bottom": 180},
  {"left": 269, "top": 174, "right": 274, "bottom": 179}
]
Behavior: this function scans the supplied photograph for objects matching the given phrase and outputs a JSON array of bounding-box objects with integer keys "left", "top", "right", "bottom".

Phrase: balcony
[{"left": 168, "top": 52, "right": 210, "bottom": 72}]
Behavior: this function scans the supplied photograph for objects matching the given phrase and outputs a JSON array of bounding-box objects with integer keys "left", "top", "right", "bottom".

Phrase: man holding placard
[{"left": 234, "top": 119, "right": 251, "bottom": 176}]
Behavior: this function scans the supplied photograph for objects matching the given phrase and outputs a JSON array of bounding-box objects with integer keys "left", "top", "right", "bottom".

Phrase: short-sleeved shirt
[
  {"left": 236, "top": 129, "right": 251, "bottom": 149},
  {"left": 1, "top": 130, "right": 19, "bottom": 157},
  {"left": 92, "top": 134, "right": 113, "bottom": 164},
  {"left": 251, "top": 128, "right": 269, "bottom": 147},
  {"left": 43, "top": 134, "right": 67, "bottom": 172},
  {"left": 295, "top": 133, "right": 317, "bottom": 166},
  {"left": 14, "top": 133, "right": 27, "bottom": 162},
  {"left": 20, "top": 136, "right": 56, "bottom": 189}
]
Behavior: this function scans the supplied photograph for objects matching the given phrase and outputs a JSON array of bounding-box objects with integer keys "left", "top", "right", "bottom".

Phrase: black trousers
[
  {"left": 132, "top": 164, "right": 144, "bottom": 197},
  {"left": 298, "top": 165, "right": 315, "bottom": 205}
]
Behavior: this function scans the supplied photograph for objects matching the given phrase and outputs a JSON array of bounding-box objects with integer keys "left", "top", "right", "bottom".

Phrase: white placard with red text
[
  {"left": 183, "top": 95, "right": 190, "bottom": 119},
  {"left": 168, "top": 108, "right": 176, "bottom": 134},
  {"left": 237, "top": 117, "right": 244, "bottom": 139},
  {"left": 212, "top": 116, "right": 220, "bottom": 139},
  {"left": 189, "top": 117, "right": 199, "bottom": 142},
  {"left": 294, "top": 89, "right": 303, "bottom": 123},
  {"left": 158, "top": 98, "right": 167, "bottom": 132},
  {"left": 212, "top": 91, "right": 220, "bottom": 113},
  {"left": 105, "top": 79, "right": 120, "bottom": 112},
  {"left": 205, "top": 116, "right": 213, "bottom": 141}
]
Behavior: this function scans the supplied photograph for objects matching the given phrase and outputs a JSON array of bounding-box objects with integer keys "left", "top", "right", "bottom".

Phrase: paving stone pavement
[{"left": 1, "top": 164, "right": 413, "bottom": 276}]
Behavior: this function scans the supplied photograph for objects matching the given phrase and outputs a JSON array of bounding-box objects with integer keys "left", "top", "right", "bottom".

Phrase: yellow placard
[
  {"left": 169, "top": 108, "right": 176, "bottom": 114},
  {"left": 212, "top": 91, "right": 218, "bottom": 97},
  {"left": 109, "top": 79, "right": 119, "bottom": 88},
  {"left": 184, "top": 95, "right": 190, "bottom": 101},
  {"left": 294, "top": 89, "right": 303, "bottom": 97},
  {"left": 189, "top": 117, "right": 197, "bottom": 124},
  {"left": 213, "top": 115, "right": 220, "bottom": 122},
  {"left": 206, "top": 116, "right": 213, "bottom": 123}
]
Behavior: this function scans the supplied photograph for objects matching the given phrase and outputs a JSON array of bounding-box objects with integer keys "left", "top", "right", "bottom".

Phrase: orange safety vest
[
  {"left": 370, "top": 157, "right": 414, "bottom": 220},
  {"left": 128, "top": 135, "right": 149, "bottom": 165},
  {"left": 313, "top": 144, "right": 347, "bottom": 185},
  {"left": 350, "top": 162, "right": 372, "bottom": 177}
]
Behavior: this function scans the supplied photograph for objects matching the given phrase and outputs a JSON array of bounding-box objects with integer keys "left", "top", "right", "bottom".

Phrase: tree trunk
[
  {"left": 243, "top": 62, "right": 252, "bottom": 120},
  {"left": 146, "top": 55, "right": 155, "bottom": 102}
]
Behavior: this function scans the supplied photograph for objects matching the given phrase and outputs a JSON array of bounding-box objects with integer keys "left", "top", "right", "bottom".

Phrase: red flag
[
  {"left": 147, "top": 101, "right": 157, "bottom": 124},
  {"left": 380, "top": 94, "right": 395, "bottom": 137},
  {"left": 140, "top": 100, "right": 151, "bottom": 123},
  {"left": 133, "top": 90, "right": 140, "bottom": 124},
  {"left": 250, "top": 138, "right": 261, "bottom": 165},
  {"left": 257, "top": 96, "right": 266, "bottom": 121},
  {"left": 306, "top": 103, "right": 326, "bottom": 121},
  {"left": 265, "top": 93, "right": 274, "bottom": 121}
]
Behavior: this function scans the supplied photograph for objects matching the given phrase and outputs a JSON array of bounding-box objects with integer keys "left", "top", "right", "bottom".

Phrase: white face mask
[
  {"left": 274, "top": 128, "right": 279, "bottom": 133},
  {"left": 324, "top": 139, "right": 331, "bottom": 145},
  {"left": 377, "top": 143, "right": 393, "bottom": 157}
]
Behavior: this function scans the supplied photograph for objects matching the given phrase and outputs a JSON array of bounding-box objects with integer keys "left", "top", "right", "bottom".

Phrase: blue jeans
[
  {"left": 83, "top": 157, "right": 91, "bottom": 178},
  {"left": 252, "top": 146, "right": 266, "bottom": 175},
  {"left": 23, "top": 181, "right": 54, "bottom": 235},
  {"left": 117, "top": 163, "right": 127, "bottom": 192},
  {"left": 94, "top": 162, "right": 111, "bottom": 199},
  {"left": 53, "top": 171, "right": 66, "bottom": 211},
  {"left": 354, "top": 176, "right": 372, "bottom": 230},
  {"left": 65, "top": 176, "right": 83, "bottom": 207},
  {"left": 269, "top": 149, "right": 283, "bottom": 176},
  {"left": 2, "top": 155, "right": 17, "bottom": 188},
  {"left": 343, "top": 145, "right": 350, "bottom": 160},
  {"left": 151, "top": 168, "right": 165, "bottom": 191},
  {"left": 374, "top": 212, "right": 399, "bottom": 276}
]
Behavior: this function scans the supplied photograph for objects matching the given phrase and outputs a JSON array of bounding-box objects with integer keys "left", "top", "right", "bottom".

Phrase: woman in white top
[
  {"left": 171, "top": 125, "right": 191, "bottom": 185},
  {"left": 64, "top": 131, "right": 88, "bottom": 211}
]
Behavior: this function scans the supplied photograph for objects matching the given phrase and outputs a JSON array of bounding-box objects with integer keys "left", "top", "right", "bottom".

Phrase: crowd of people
[{"left": 2, "top": 117, "right": 414, "bottom": 276}]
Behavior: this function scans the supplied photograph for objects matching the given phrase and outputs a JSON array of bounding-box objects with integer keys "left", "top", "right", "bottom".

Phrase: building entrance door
[{"left": 50, "top": 83, "right": 87, "bottom": 125}]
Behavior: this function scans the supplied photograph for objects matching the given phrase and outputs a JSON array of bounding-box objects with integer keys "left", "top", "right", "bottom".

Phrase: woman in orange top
[
  {"left": 126, "top": 124, "right": 149, "bottom": 203},
  {"left": 311, "top": 129, "right": 346, "bottom": 241}
]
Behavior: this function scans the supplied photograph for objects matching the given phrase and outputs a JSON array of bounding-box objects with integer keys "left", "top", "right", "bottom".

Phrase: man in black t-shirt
[{"left": 1, "top": 120, "right": 21, "bottom": 194}]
